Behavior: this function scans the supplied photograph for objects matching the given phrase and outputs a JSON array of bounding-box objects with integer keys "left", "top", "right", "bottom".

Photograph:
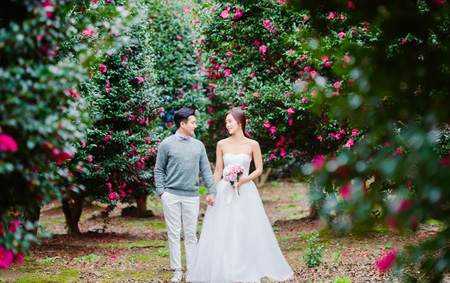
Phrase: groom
[{"left": 154, "top": 108, "right": 216, "bottom": 283}]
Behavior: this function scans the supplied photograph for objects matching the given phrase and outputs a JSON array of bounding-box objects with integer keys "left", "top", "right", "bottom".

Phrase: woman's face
[{"left": 225, "top": 114, "right": 240, "bottom": 135}]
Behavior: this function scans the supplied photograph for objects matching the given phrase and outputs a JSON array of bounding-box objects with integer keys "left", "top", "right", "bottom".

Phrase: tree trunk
[
  {"left": 308, "top": 205, "right": 319, "bottom": 219},
  {"left": 24, "top": 203, "right": 41, "bottom": 235},
  {"left": 136, "top": 196, "right": 148, "bottom": 217},
  {"left": 62, "top": 191, "right": 83, "bottom": 235},
  {"left": 255, "top": 168, "right": 272, "bottom": 188}
]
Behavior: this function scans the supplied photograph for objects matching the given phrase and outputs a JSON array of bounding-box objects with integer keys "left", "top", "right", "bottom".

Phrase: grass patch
[
  {"left": 15, "top": 269, "right": 80, "bottom": 282},
  {"left": 278, "top": 205, "right": 298, "bottom": 210},
  {"left": 74, "top": 254, "right": 101, "bottom": 262},
  {"left": 150, "top": 222, "right": 166, "bottom": 228},
  {"left": 128, "top": 254, "right": 153, "bottom": 261}
]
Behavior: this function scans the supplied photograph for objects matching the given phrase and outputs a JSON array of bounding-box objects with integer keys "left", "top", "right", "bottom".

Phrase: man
[{"left": 154, "top": 108, "right": 216, "bottom": 283}]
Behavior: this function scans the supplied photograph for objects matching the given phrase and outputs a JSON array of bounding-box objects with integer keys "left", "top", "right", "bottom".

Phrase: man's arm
[
  {"left": 154, "top": 142, "right": 168, "bottom": 196},
  {"left": 199, "top": 145, "right": 217, "bottom": 195}
]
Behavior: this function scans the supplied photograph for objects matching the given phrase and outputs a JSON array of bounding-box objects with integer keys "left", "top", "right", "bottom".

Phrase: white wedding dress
[{"left": 187, "top": 153, "right": 294, "bottom": 283}]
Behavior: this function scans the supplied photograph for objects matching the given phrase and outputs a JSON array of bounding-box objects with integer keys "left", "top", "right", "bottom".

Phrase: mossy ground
[{"left": 0, "top": 181, "right": 439, "bottom": 282}]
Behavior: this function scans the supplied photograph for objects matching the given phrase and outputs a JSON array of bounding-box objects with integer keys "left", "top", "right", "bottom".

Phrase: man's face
[{"left": 181, "top": 115, "right": 197, "bottom": 136}]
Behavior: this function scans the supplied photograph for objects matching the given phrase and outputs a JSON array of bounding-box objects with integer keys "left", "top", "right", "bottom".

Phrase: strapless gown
[{"left": 186, "top": 153, "right": 294, "bottom": 283}]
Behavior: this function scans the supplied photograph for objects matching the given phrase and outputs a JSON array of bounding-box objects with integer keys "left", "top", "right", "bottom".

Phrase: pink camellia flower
[
  {"left": 259, "top": 45, "right": 267, "bottom": 54},
  {"left": 221, "top": 6, "right": 231, "bottom": 18},
  {"left": 288, "top": 118, "right": 293, "bottom": 126},
  {"left": 338, "top": 32, "right": 346, "bottom": 38},
  {"left": 87, "top": 157, "right": 93, "bottom": 162},
  {"left": 333, "top": 81, "right": 341, "bottom": 89},
  {"left": 406, "top": 180, "right": 412, "bottom": 187},
  {"left": 197, "top": 49, "right": 202, "bottom": 55},
  {"left": 82, "top": 28, "right": 95, "bottom": 37},
  {"left": 9, "top": 220, "right": 20, "bottom": 234},
  {"left": 99, "top": 64, "right": 107, "bottom": 73},
  {"left": 137, "top": 76, "right": 144, "bottom": 83},
  {"left": 43, "top": 0, "right": 55, "bottom": 18},
  {"left": 321, "top": 55, "right": 329, "bottom": 61},
  {"left": 280, "top": 148, "right": 286, "bottom": 158},
  {"left": 312, "top": 154, "right": 325, "bottom": 170},
  {"left": 401, "top": 39, "right": 408, "bottom": 44},
  {"left": 287, "top": 107, "right": 295, "bottom": 115},
  {"left": 340, "top": 183, "right": 352, "bottom": 200},
  {"left": 109, "top": 192, "right": 118, "bottom": 200},
  {"left": 344, "top": 138, "right": 354, "bottom": 148},
  {"left": 325, "top": 61, "right": 332, "bottom": 67},
  {"left": 235, "top": 8, "right": 242, "bottom": 18},
  {"left": 0, "top": 133, "right": 18, "bottom": 152},
  {"left": 310, "top": 70, "right": 317, "bottom": 78},
  {"left": 104, "top": 135, "right": 110, "bottom": 142},
  {"left": 270, "top": 126, "right": 277, "bottom": 134},
  {"left": 254, "top": 40, "right": 260, "bottom": 46},
  {"left": 328, "top": 12, "right": 336, "bottom": 19},
  {"left": 375, "top": 250, "right": 397, "bottom": 273},
  {"left": 348, "top": 1, "right": 355, "bottom": 9},
  {"left": 264, "top": 122, "right": 271, "bottom": 128},
  {"left": 176, "top": 35, "right": 182, "bottom": 40},
  {"left": 269, "top": 154, "right": 275, "bottom": 160},
  {"left": 69, "top": 88, "right": 79, "bottom": 98},
  {"left": 0, "top": 247, "right": 14, "bottom": 268},
  {"left": 226, "top": 51, "right": 233, "bottom": 56},
  {"left": 224, "top": 69, "right": 231, "bottom": 77},
  {"left": 253, "top": 92, "right": 260, "bottom": 98},
  {"left": 351, "top": 129, "right": 359, "bottom": 136},
  {"left": 121, "top": 56, "right": 127, "bottom": 61}
]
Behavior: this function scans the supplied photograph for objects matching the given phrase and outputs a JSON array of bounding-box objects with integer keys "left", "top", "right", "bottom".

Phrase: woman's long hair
[{"left": 225, "top": 108, "right": 251, "bottom": 138}]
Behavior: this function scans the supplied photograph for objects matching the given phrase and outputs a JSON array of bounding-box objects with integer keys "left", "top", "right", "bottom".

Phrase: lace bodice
[{"left": 223, "top": 153, "right": 252, "bottom": 176}]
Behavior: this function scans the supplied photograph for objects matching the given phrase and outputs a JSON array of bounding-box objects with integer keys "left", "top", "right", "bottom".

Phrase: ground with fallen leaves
[{"left": 0, "top": 181, "right": 441, "bottom": 282}]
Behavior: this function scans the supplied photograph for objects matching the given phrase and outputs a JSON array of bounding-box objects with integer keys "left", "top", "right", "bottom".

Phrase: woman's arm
[
  {"left": 237, "top": 140, "right": 263, "bottom": 188},
  {"left": 213, "top": 140, "right": 224, "bottom": 185}
]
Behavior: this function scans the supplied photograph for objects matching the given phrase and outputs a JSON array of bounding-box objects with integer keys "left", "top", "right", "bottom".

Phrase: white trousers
[{"left": 161, "top": 192, "right": 200, "bottom": 270}]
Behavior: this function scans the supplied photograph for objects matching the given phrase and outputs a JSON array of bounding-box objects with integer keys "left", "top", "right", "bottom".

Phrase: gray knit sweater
[{"left": 154, "top": 135, "right": 217, "bottom": 197}]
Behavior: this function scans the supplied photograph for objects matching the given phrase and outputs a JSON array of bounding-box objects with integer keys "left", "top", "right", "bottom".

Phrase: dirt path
[{"left": 0, "top": 181, "right": 435, "bottom": 282}]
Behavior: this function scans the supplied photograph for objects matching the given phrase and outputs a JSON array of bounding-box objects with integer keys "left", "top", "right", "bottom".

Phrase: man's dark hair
[{"left": 174, "top": 108, "right": 195, "bottom": 128}]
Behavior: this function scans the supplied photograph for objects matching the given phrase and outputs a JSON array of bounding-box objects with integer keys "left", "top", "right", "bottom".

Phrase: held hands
[{"left": 206, "top": 194, "right": 216, "bottom": 206}]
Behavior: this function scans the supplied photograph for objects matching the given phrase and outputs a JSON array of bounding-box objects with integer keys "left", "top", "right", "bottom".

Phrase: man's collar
[{"left": 175, "top": 131, "right": 190, "bottom": 141}]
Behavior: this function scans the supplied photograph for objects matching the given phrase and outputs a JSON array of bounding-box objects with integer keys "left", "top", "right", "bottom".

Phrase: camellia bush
[
  {"left": 0, "top": 0, "right": 92, "bottom": 267},
  {"left": 148, "top": 0, "right": 213, "bottom": 140},
  {"left": 60, "top": 0, "right": 166, "bottom": 234},
  {"left": 291, "top": 0, "right": 450, "bottom": 280},
  {"left": 193, "top": 0, "right": 377, "bottom": 183}
]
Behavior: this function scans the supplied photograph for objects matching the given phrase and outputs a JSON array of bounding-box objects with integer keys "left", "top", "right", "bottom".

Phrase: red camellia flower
[
  {"left": 348, "top": 1, "right": 355, "bottom": 9},
  {"left": 340, "top": 183, "right": 352, "bottom": 200},
  {"left": 0, "top": 133, "right": 18, "bottom": 152}
]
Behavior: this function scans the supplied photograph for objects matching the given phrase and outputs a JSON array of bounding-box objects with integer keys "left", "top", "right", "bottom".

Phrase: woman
[{"left": 187, "top": 108, "right": 294, "bottom": 283}]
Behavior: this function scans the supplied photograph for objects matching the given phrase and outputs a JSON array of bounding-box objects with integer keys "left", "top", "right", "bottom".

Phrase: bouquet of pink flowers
[{"left": 223, "top": 163, "right": 245, "bottom": 195}]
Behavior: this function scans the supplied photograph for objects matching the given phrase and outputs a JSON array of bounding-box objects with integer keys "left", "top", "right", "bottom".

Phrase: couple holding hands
[{"left": 155, "top": 108, "right": 293, "bottom": 283}]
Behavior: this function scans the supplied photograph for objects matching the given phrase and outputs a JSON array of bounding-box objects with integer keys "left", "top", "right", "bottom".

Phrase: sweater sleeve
[
  {"left": 154, "top": 141, "right": 168, "bottom": 196},
  {"left": 199, "top": 144, "right": 217, "bottom": 195}
]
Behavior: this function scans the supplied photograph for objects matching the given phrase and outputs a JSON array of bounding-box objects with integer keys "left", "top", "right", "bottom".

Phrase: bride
[{"left": 187, "top": 108, "right": 294, "bottom": 283}]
